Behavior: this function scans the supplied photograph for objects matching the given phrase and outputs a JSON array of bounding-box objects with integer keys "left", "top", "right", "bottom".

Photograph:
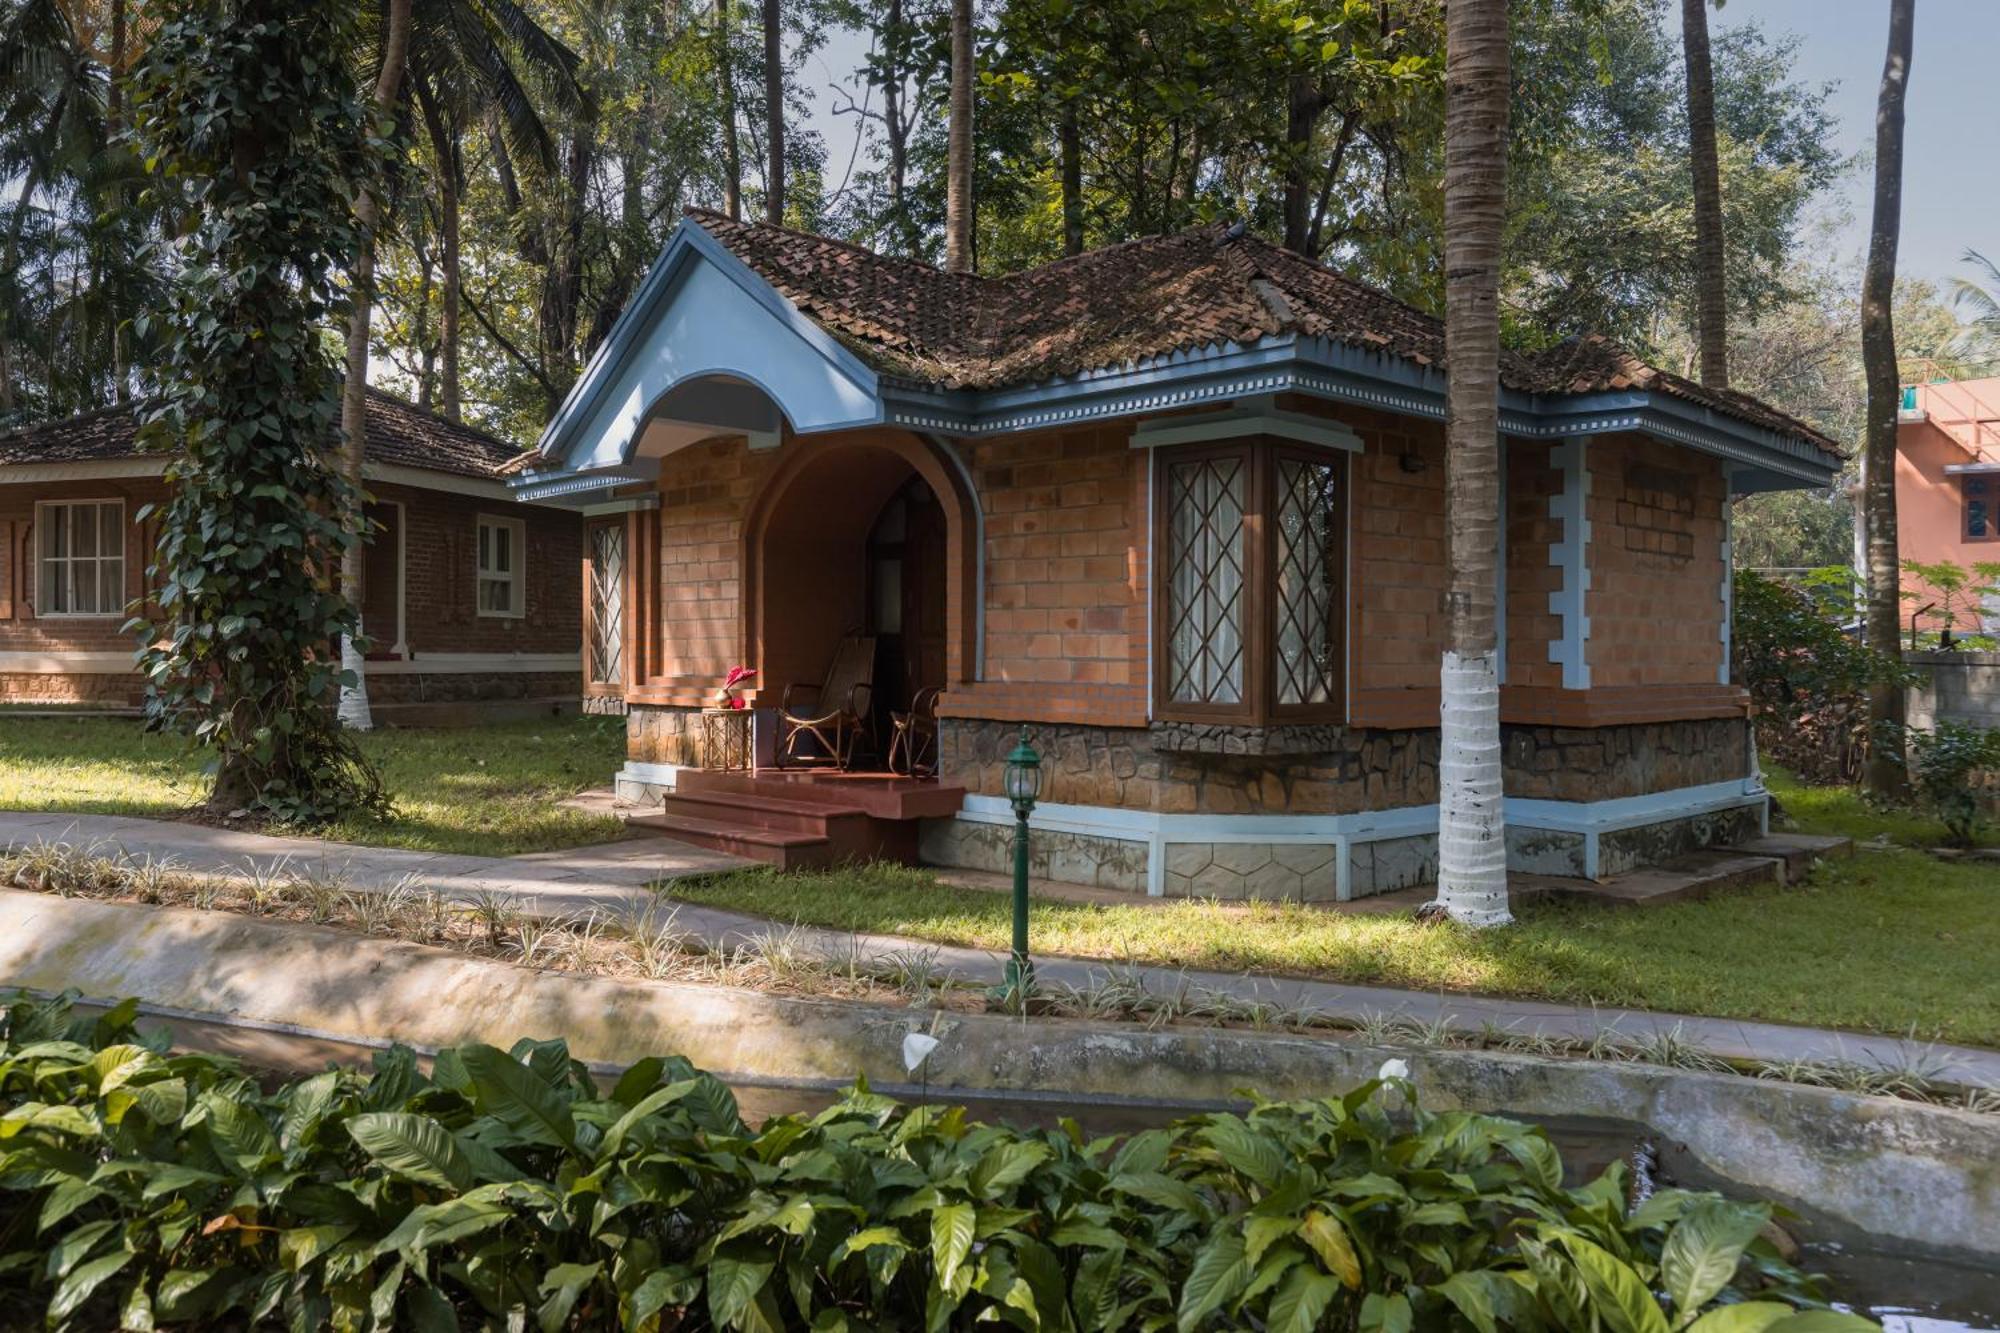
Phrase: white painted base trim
[
  {"left": 944, "top": 776, "right": 1769, "bottom": 899},
  {"left": 1, "top": 650, "right": 582, "bottom": 677},
  {"left": 362, "top": 653, "right": 581, "bottom": 676},
  {"left": 614, "top": 760, "right": 687, "bottom": 797},
  {"left": 0, "top": 652, "right": 133, "bottom": 674}
]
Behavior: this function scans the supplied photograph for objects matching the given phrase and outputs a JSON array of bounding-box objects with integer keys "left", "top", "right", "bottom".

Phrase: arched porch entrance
[{"left": 742, "top": 431, "right": 978, "bottom": 769}]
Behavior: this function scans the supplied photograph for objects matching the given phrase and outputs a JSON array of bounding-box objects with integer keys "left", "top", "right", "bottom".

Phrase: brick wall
[
  {"left": 0, "top": 476, "right": 163, "bottom": 658},
  {"left": 0, "top": 474, "right": 581, "bottom": 707},
  {"left": 1348, "top": 409, "right": 1448, "bottom": 692},
  {"left": 654, "top": 439, "right": 771, "bottom": 681},
  {"left": 377, "top": 482, "right": 581, "bottom": 658},
  {"left": 963, "top": 421, "right": 1147, "bottom": 716},
  {"left": 1505, "top": 442, "right": 1564, "bottom": 689},
  {"left": 1586, "top": 435, "right": 1728, "bottom": 688}
]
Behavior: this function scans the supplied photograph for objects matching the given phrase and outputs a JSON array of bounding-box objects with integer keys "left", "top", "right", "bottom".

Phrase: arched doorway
[{"left": 742, "top": 432, "right": 976, "bottom": 767}]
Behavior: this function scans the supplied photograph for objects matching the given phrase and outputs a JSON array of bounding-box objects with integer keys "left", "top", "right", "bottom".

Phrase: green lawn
[
  {"left": 0, "top": 714, "right": 627, "bottom": 855},
  {"left": 666, "top": 771, "right": 2000, "bottom": 1048}
]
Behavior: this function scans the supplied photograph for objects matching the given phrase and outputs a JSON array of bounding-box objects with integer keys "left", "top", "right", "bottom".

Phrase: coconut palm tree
[
  {"left": 338, "top": 0, "right": 414, "bottom": 732},
  {"left": 1861, "top": 0, "right": 1915, "bottom": 799},
  {"left": 1682, "top": 0, "right": 1728, "bottom": 389},
  {"left": 401, "top": 0, "right": 590, "bottom": 420},
  {"left": 338, "top": 0, "right": 590, "bottom": 725},
  {"left": 1428, "top": 0, "right": 1511, "bottom": 927},
  {"left": 943, "top": 0, "right": 972, "bottom": 273},
  {"left": 0, "top": 0, "right": 139, "bottom": 417},
  {"left": 763, "top": 0, "right": 783, "bottom": 223},
  {"left": 1949, "top": 250, "right": 2000, "bottom": 347}
]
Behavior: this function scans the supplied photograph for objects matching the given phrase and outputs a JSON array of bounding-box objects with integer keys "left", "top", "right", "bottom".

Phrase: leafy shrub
[
  {"left": 0, "top": 993, "right": 1875, "bottom": 1331},
  {"left": 1906, "top": 720, "right": 2000, "bottom": 847},
  {"left": 1900, "top": 559, "right": 2000, "bottom": 650},
  {"left": 1733, "top": 569, "right": 1913, "bottom": 785}
]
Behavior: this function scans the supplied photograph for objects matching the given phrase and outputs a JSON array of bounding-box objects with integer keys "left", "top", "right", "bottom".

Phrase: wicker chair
[
  {"left": 887, "top": 685, "right": 941, "bottom": 777},
  {"left": 778, "top": 634, "right": 876, "bottom": 769}
]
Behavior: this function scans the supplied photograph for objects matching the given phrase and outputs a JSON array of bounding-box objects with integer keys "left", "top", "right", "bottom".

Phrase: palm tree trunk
[
  {"left": 1281, "top": 73, "right": 1319, "bottom": 255},
  {"left": 1431, "top": 0, "right": 1512, "bottom": 928},
  {"left": 944, "top": 0, "right": 973, "bottom": 273},
  {"left": 417, "top": 81, "right": 463, "bottom": 422},
  {"left": 1682, "top": 0, "right": 1728, "bottom": 389},
  {"left": 1863, "top": 0, "right": 1915, "bottom": 799},
  {"left": 718, "top": 0, "right": 742, "bottom": 219},
  {"left": 1060, "top": 100, "right": 1083, "bottom": 257},
  {"left": 762, "top": 0, "right": 783, "bottom": 223},
  {"left": 338, "top": 0, "right": 414, "bottom": 732},
  {"left": 109, "top": 0, "right": 130, "bottom": 402},
  {"left": 0, "top": 163, "right": 42, "bottom": 416}
]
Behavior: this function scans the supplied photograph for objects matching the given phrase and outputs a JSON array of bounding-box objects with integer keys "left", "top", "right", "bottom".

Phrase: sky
[
  {"left": 798, "top": 1, "right": 1997, "bottom": 294},
  {"left": 1726, "top": 0, "right": 1998, "bottom": 294}
]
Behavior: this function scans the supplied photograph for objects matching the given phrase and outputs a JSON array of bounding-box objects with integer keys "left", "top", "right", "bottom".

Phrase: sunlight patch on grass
[
  {"left": 0, "top": 715, "right": 627, "bottom": 856},
  {"left": 667, "top": 809, "right": 2000, "bottom": 1048}
]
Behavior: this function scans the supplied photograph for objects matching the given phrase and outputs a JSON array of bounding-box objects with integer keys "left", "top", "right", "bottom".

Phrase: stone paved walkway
[{"left": 5, "top": 810, "right": 1996, "bottom": 1089}]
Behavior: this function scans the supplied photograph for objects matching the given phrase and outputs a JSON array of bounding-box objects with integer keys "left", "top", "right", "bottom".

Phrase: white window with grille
[
  {"left": 476, "top": 515, "right": 526, "bottom": 618},
  {"left": 36, "top": 500, "right": 125, "bottom": 617}
]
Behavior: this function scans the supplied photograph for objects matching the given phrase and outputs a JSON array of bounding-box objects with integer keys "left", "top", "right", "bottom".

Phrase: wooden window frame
[
  {"left": 34, "top": 498, "right": 126, "bottom": 619},
  {"left": 1964, "top": 475, "right": 1999, "bottom": 543},
  {"left": 1152, "top": 438, "right": 1348, "bottom": 726},
  {"left": 475, "top": 513, "right": 527, "bottom": 619}
]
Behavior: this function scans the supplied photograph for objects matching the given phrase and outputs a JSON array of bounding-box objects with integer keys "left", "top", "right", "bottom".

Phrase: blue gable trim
[{"left": 534, "top": 219, "right": 884, "bottom": 473}]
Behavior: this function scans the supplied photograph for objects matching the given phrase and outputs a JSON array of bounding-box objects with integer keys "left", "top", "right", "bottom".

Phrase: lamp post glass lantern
[{"left": 1002, "top": 727, "right": 1041, "bottom": 992}]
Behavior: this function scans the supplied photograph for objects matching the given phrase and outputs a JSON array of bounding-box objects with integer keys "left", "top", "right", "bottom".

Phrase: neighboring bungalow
[
  {"left": 0, "top": 389, "right": 583, "bottom": 722},
  {"left": 515, "top": 211, "right": 1842, "bottom": 898},
  {"left": 1896, "top": 371, "right": 2000, "bottom": 629}
]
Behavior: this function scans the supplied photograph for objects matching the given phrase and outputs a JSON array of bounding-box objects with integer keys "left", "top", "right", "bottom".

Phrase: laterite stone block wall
[
  {"left": 1586, "top": 437, "right": 1728, "bottom": 687},
  {"left": 971, "top": 422, "right": 1146, "bottom": 692},
  {"left": 652, "top": 438, "right": 772, "bottom": 682}
]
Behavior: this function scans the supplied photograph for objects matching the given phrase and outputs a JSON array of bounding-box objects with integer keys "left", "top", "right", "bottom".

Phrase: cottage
[
  {"left": 0, "top": 389, "right": 583, "bottom": 722},
  {"left": 517, "top": 211, "right": 1842, "bottom": 898}
]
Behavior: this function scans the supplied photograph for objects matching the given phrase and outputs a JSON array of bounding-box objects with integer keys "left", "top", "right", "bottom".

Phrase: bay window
[{"left": 1156, "top": 441, "right": 1347, "bottom": 723}]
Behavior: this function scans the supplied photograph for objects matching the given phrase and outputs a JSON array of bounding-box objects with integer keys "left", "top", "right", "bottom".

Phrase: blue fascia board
[
  {"left": 533, "top": 219, "right": 883, "bottom": 470},
  {"left": 880, "top": 335, "right": 1836, "bottom": 489}
]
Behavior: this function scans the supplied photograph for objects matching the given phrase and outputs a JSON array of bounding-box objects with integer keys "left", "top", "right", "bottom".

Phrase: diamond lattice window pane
[
  {"left": 1274, "top": 457, "right": 1340, "bottom": 706},
  {"left": 1166, "top": 456, "right": 1246, "bottom": 704},
  {"left": 589, "top": 525, "right": 626, "bottom": 684}
]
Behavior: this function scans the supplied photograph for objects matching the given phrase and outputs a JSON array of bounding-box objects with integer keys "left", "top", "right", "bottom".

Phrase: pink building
[{"left": 1896, "top": 374, "right": 2000, "bottom": 629}]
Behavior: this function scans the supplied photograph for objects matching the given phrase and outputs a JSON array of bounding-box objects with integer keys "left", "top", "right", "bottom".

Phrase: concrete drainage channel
[{"left": 6, "top": 890, "right": 1999, "bottom": 1303}]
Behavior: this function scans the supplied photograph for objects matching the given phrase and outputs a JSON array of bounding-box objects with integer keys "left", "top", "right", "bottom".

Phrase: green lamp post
[{"left": 1000, "top": 726, "right": 1042, "bottom": 994}]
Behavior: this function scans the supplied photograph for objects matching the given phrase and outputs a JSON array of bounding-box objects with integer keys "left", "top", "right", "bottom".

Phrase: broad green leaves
[
  {"left": 0, "top": 991, "right": 1879, "bottom": 1331},
  {"left": 346, "top": 1112, "right": 475, "bottom": 1192}
]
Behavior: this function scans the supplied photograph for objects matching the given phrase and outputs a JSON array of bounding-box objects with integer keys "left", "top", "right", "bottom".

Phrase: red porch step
[{"left": 626, "top": 769, "right": 966, "bottom": 870}]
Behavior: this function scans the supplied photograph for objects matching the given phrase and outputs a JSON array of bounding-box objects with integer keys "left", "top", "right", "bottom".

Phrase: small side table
[{"left": 700, "top": 707, "right": 754, "bottom": 771}]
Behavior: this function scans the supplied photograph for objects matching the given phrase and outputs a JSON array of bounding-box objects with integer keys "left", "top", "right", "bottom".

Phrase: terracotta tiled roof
[
  {"left": 0, "top": 388, "right": 524, "bottom": 477},
  {"left": 692, "top": 209, "right": 1841, "bottom": 459}
]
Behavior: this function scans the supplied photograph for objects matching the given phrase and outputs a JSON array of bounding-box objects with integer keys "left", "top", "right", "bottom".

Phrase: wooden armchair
[
  {"left": 778, "top": 634, "right": 876, "bottom": 769},
  {"left": 887, "top": 686, "right": 941, "bottom": 777}
]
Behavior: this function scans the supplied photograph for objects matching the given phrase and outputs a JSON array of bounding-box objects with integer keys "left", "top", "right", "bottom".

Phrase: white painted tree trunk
[
  {"left": 1438, "top": 649, "right": 1511, "bottom": 926},
  {"left": 1432, "top": 0, "right": 1513, "bottom": 928},
  {"left": 338, "top": 632, "right": 374, "bottom": 731}
]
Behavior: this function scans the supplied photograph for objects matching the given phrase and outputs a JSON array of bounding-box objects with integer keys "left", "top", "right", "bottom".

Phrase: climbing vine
[{"left": 126, "top": 0, "right": 392, "bottom": 822}]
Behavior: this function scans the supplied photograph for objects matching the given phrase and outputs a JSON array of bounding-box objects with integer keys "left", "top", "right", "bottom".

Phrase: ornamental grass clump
[{"left": 0, "top": 992, "right": 1875, "bottom": 1331}]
